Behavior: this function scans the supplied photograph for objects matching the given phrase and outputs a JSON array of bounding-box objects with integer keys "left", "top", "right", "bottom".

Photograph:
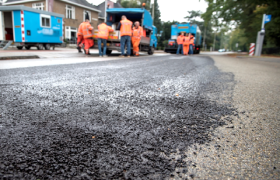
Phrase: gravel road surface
[{"left": 0, "top": 55, "right": 279, "bottom": 179}]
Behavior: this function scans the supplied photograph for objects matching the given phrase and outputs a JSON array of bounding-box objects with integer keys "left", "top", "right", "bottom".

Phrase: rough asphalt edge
[{"left": 0, "top": 55, "right": 238, "bottom": 179}]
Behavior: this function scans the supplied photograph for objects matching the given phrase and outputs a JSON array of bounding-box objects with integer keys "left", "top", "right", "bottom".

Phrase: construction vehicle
[
  {"left": 91, "top": 5, "right": 157, "bottom": 55},
  {"left": 164, "top": 23, "right": 201, "bottom": 54},
  {"left": 0, "top": 6, "right": 63, "bottom": 50}
]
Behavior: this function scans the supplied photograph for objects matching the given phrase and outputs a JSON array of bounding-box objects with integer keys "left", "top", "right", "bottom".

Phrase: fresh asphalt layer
[{"left": 0, "top": 54, "right": 279, "bottom": 179}]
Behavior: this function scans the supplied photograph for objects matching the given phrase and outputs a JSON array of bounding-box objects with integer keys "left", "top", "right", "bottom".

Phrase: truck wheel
[
  {"left": 37, "top": 44, "right": 44, "bottom": 50},
  {"left": 25, "top": 46, "right": 31, "bottom": 50},
  {"left": 17, "top": 46, "right": 23, "bottom": 50},
  {"left": 148, "top": 46, "right": 154, "bottom": 55},
  {"left": 106, "top": 50, "right": 112, "bottom": 55},
  {"left": 45, "top": 44, "right": 51, "bottom": 50}
]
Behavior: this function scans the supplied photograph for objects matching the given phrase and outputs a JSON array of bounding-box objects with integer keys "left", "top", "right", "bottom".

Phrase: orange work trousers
[
  {"left": 77, "top": 35, "right": 84, "bottom": 47},
  {"left": 84, "top": 38, "right": 94, "bottom": 50},
  {"left": 132, "top": 37, "right": 141, "bottom": 55},
  {"left": 183, "top": 45, "right": 189, "bottom": 55}
]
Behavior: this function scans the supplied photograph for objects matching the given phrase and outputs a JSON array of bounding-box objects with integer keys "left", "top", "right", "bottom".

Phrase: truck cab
[
  {"left": 92, "top": 8, "right": 157, "bottom": 55},
  {"left": 164, "top": 23, "right": 201, "bottom": 54}
]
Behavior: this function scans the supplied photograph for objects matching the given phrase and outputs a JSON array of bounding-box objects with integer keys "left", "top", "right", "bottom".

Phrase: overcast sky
[{"left": 89, "top": 0, "right": 209, "bottom": 22}]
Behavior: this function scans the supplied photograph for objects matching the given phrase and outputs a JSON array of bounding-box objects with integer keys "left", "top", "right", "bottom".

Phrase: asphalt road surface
[{"left": 0, "top": 54, "right": 279, "bottom": 179}]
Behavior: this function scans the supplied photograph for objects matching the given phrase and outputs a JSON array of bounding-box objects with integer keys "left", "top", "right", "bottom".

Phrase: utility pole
[
  {"left": 202, "top": 24, "right": 206, "bottom": 51},
  {"left": 152, "top": 2, "right": 155, "bottom": 25},
  {"left": 213, "top": 32, "right": 216, "bottom": 51},
  {"left": 104, "top": 0, "right": 107, "bottom": 23},
  {"left": 220, "top": 33, "right": 223, "bottom": 49}
]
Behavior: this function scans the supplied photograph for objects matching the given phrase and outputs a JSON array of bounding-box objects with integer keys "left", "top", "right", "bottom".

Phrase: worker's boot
[
  {"left": 86, "top": 50, "right": 91, "bottom": 55},
  {"left": 77, "top": 47, "right": 82, "bottom": 53}
]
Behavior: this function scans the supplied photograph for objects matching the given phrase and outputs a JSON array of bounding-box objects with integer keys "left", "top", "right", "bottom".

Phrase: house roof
[
  {"left": 4, "top": 0, "right": 100, "bottom": 12},
  {"left": 96, "top": 1, "right": 122, "bottom": 19}
]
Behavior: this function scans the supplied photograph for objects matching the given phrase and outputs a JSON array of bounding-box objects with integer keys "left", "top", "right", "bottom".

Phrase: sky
[{"left": 89, "top": 0, "right": 209, "bottom": 22}]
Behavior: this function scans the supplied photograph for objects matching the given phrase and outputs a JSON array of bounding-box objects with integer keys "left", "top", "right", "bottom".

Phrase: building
[
  {"left": 96, "top": 0, "right": 122, "bottom": 24},
  {"left": 0, "top": 0, "right": 122, "bottom": 42},
  {"left": 2, "top": 0, "right": 101, "bottom": 42}
]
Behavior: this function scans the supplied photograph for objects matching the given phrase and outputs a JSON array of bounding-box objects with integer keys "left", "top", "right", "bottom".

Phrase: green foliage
[
  {"left": 202, "top": 0, "right": 280, "bottom": 49},
  {"left": 153, "top": 0, "right": 161, "bottom": 30},
  {"left": 120, "top": 0, "right": 151, "bottom": 10},
  {"left": 158, "top": 21, "right": 179, "bottom": 49},
  {"left": 228, "top": 28, "right": 249, "bottom": 51}
]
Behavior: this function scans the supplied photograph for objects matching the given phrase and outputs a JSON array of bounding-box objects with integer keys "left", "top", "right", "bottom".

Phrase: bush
[{"left": 262, "top": 47, "right": 280, "bottom": 55}]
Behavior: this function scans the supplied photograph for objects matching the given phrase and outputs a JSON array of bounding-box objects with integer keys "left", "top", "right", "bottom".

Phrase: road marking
[
  {"left": 169, "top": 56, "right": 187, "bottom": 59},
  {"left": 153, "top": 54, "right": 170, "bottom": 56}
]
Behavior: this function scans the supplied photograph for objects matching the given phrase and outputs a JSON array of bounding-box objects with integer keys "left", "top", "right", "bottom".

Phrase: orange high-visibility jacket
[
  {"left": 120, "top": 19, "right": 132, "bottom": 36},
  {"left": 132, "top": 26, "right": 143, "bottom": 39},
  {"left": 177, "top": 35, "right": 184, "bottom": 45},
  {"left": 190, "top": 35, "right": 195, "bottom": 45},
  {"left": 97, "top": 23, "right": 114, "bottom": 40},
  {"left": 189, "top": 38, "right": 194, "bottom": 46},
  {"left": 77, "top": 22, "right": 84, "bottom": 36},
  {"left": 82, "top": 22, "right": 94, "bottom": 39},
  {"left": 183, "top": 36, "right": 190, "bottom": 46}
]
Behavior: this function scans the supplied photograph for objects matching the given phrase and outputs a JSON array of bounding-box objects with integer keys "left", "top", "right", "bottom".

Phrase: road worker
[
  {"left": 117, "top": 15, "right": 133, "bottom": 57},
  {"left": 188, "top": 33, "right": 194, "bottom": 55},
  {"left": 76, "top": 22, "right": 85, "bottom": 53},
  {"left": 176, "top": 32, "right": 184, "bottom": 55},
  {"left": 82, "top": 13, "right": 94, "bottom": 55},
  {"left": 131, "top": 21, "right": 143, "bottom": 56},
  {"left": 183, "top": 33, "right": 190, "bottom": 55},
  {"left": 97, "top": 22, "right": 114, "bottom": 57}
]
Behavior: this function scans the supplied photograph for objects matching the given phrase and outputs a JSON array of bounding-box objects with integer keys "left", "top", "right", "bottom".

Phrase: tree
[
  {"left": 202, "top": 0, "right": 280, "bottom": 48},
  {"left": 153, "top": 0, "right": 161, "bottom": 29},
  {"left": 184, "top": 10, "right": 215, "bottom": 50},
  {"left": 120, "top": 0, "right": 151, "bottom": 11},
  {"left": 159, "top": 21, "right": 179, "bottom": 49}
]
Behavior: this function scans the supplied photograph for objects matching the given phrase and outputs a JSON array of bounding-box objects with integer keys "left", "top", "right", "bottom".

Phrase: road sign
[{"left": 264, "top": 15, "right": 271, "bottom": 24}]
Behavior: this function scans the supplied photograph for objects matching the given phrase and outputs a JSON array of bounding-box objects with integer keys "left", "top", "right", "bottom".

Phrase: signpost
[{"left": 255, "top": 14, "right": 271, "bottom": 56}]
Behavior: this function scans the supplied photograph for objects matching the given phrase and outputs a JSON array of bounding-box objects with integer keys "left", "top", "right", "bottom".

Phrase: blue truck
[
  {"left": 164, "top": 23, "right": 202, "bottom": 54},
  {"left": 0, "top": 5, "right": 64, "bottom": 50},
  {"left": 92, "top": 7, "right": 157, "bottom": 55}
]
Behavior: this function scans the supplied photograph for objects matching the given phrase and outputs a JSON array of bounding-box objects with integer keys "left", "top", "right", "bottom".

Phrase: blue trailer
[
  {"left": 164, "top": 23, "right": 202, "bottom": 54},
  {"left": 0, "top": 5, "right": 64, "bottom": 50},
  {"left": 91, "top": 6, "right": 157, "bottom": 55}
]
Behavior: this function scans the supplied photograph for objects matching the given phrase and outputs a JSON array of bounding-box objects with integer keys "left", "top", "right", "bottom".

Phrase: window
[
  {"left": 65, "top": 26, "right": 77, "bottom": 40},
  {"left": 32, "top": 3, "right": 44, "bottom": 10},
  {"left": 41, "top": 14, "right": 51, "bottom": 28},
  {"left": 66, "top": 5, "right": 75, "bottom": 19},
  {"left": 83, "top": 10, "right": 91, "bottom": 22}
]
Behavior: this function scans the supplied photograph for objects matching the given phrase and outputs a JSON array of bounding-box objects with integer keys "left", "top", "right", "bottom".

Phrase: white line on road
[
  {"left": 0, "top": 55, "right": 171, "bottom": 70},
  {"left": 0, "top": 57, "right": 120, "bottom": 69},
  {"left": 169, "top": 56, "right": 187, "bottom": 59}
]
